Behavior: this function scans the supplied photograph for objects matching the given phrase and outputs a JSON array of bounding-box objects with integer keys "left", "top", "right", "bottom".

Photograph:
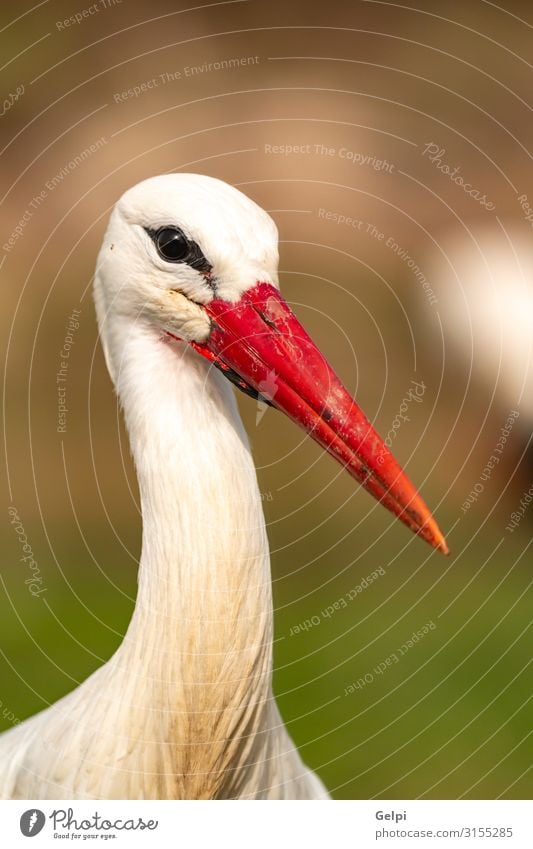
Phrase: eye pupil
[{"left": 155, "top": 227, "right": 188, "bottom": 261}]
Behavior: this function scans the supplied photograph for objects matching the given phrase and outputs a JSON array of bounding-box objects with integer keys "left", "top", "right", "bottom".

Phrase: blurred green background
[{"left": 1, "top": 0, "right": 531, "bottom": 799}]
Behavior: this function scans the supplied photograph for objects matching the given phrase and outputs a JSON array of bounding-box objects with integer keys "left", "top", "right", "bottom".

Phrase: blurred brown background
[{"left": 1, "top": 0, "right": 532, "bottom": 799}]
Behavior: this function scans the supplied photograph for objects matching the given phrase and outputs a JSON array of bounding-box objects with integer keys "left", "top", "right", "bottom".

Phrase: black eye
[
  {"left": 154, "top": 227, "right": 189, "bottom": 262},
  {"left": 146, "top": 226, "right": 212, "bottom": 275}
]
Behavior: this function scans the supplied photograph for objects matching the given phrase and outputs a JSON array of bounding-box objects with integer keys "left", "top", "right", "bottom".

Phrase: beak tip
[
  {"left": 426, "top": 523, "right": 450, "bottom": 556},
  {"left": 437, "top": 538, "right": 450, "bottom": 556}
]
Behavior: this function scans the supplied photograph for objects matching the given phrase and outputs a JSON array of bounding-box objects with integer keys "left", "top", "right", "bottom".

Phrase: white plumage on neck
[{"left": 113, "top": 324, "right": 327, "bottom": 798}]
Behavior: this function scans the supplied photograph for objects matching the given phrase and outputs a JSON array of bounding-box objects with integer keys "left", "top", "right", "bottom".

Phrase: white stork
[{"left": 0, "top": 175, "right": 447, "bottom": 800}]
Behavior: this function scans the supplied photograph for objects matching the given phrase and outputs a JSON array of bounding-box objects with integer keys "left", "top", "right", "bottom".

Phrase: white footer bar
[{"left": 1, "top": 799, "right": 531, "bottom": 848}]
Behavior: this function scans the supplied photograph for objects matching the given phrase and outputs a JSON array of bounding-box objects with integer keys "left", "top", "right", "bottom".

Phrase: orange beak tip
[
  {"left": 437, "top": 536, "right": 450, "bottom": 557},
  {"left": 424, "top": 521, "right": 450, "bottom": 556}
]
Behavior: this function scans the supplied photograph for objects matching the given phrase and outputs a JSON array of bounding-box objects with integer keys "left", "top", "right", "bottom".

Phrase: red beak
[{"left": 191, "top": 282, "right": 448, "bottom": 554}]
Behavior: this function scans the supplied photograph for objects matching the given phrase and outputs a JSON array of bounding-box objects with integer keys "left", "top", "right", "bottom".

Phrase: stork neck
[
  {"left": 119, "top": 326, "right": 273, "bottom": 638},
  {"left": 113, "top": 326, "right": 275, "bottom": 788}
]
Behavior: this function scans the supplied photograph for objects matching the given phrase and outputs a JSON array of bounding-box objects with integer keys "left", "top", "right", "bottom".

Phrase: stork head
[{"left": 94, "top": 173, "right": 448, "bottom": 554}]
